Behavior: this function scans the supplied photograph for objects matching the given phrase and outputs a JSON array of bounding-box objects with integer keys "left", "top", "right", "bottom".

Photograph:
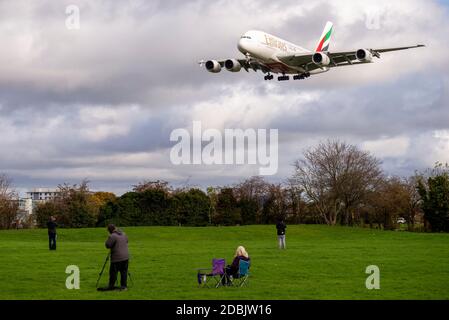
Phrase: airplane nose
[{"left": 238, "top": 39, "right": 247, "bottom": 54}]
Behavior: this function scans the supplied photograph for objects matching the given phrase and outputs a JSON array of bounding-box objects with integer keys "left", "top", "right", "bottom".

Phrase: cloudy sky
[{"left": 0, "top": 0, "right": 448, "bottom": 195}]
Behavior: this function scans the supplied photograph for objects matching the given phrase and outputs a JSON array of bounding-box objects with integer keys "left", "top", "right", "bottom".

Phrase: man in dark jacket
[
  {"left": 104, "top": 224, "right": 129, "bottom": 291},
  {"left": 276, "top": 219, "right": 286, "bottom": 249},
  {"left": 47, "top": 216, "right": 57, "bottom": 250}
]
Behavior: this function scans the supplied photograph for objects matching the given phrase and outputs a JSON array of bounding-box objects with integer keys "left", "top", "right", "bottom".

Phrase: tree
[
  {"left": 58, "top": 180, "right": 99, "bottom": 228},
  {"left": 234, "top": 176, "right": 269, "bottom": 201},
  {"left": 417, "top": 163, "right": 449, "bottom": 232},
  {"left": 238, "top": 198, "right": 259, "bottom": 225},
  {"left": 206, "top": 186, "right": 219, "bottom": 225},
  {"left": 133, "top": 180, "right": 171, "bottom": 193},
  {"left": 403, "top": 176, "right": 422, "bottom": 230},
  {"left": 366, "top": 177, "right": 409, "bottom": 230},
  {"left": 138, "top": 189, "right": 173, "bottom": 226},
  {"left": 35, "top": 180, "right": 99, "bottom": 228},
  {"left": 292, "top": 140, "right": 383, "bottom": 226},
  {"left": 260, "top": 184, "right": 287, "bottom": 224},
  {"left": 233, "top": 176, "right": 270, "bottom": 224},
  {"left": 97, "top": 192, "right": 140, "bottom": 227},
  {"left": 91, "top": 192, "right": 117, "bottom": 208},
  {"left": 0, "top": 174, "right": 19, "bottom": 229},
  {"left": 284, "top": 179, "right": 305, "bottom": 224},
  {"left": 35, "top": 201, "right": 59, "bottom": 228},
  {"left": 172, "top": 189, "right": 210, "bottom": 226},
  {"left": 214, "top": 188, "right": 241, "bottom": 225}
]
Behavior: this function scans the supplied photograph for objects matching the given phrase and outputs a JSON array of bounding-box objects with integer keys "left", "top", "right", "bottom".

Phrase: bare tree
[
  {"left": 233, "top": 176, "right": 270, "bottom": 202},
  {"left": 292, "top": 140, "right": 383, "bottom": 226},
  {"left": 233, "top": 176, "right": 271, "bottom": 224},
  {"left": 404, "top": 175, "right": 423, "bottom": 229},
  {"left": 261, "top": 183, "right": 289, "bottom": 223},
  {"left": 285, "top": 178, "right": 305, "bottom": 223},
  {"left": 370, "top": 177, "right": 408, "bottom": 230},
  {"left": 0, "top": 174, "right": 19, "bottom": 229}
]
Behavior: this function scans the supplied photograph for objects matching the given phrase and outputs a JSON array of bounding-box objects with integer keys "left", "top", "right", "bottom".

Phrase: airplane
[{"left": 199, "top": 21, "right": 425, "bottom": 81}]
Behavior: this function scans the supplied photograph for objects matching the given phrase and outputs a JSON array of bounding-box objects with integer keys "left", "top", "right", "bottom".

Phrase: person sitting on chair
[{"left": 223, "top": 246, "right": 250, "bottom": 285}]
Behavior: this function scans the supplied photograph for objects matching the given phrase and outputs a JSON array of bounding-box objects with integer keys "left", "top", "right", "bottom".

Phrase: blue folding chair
[
  {"left": 197, "top": 258, "right": 226, "bottom": 288},
  {"left": 229, "top": 259, "right": 250, "bottom": 287}
]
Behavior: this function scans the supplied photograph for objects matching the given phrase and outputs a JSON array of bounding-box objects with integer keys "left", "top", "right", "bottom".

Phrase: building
[
  {"left": 13, "top": 188, "right": 61, "bottom": 227},
  {"left": 27, "top": 188, "right": 60, "bottom": 202},
  {"left": 18, "top": 198, "right": 33, "bottom": 216}
]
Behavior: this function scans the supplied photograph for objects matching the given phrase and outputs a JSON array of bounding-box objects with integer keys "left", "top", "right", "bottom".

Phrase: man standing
[
  {"left": 104, "top": 224, "right": 129, "bottom": 291},
  {"left": 47, "top": 216, "right": 57, "bottom": 250},
  {"left": 276, "top": 219, "right": 287, "bottom": 249}
]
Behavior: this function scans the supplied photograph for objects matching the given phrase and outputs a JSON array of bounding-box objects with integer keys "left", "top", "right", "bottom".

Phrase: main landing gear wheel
[
  {"left": 264, "top": 74, "right": 274, "bottom": 81},
  {"left": 278, "top": 75, "right": 290, "bottom": 81},
  {"left": 293, "top": 72, "right": 311, "bottom": 80}
]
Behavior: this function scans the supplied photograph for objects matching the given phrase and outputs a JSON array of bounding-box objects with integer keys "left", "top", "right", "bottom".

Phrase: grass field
[{"left": 1, "top": 225, "right": 449, "bottom": 300}]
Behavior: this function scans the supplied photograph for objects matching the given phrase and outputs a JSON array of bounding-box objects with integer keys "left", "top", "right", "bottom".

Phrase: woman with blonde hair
[{"left": 223, "top": 246, "right": 250, "bottom": 285}]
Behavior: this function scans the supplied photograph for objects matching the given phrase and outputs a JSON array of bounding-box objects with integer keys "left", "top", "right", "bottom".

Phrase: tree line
[{"left": 1, "top": 140, "right": 449, "bottom": 232}]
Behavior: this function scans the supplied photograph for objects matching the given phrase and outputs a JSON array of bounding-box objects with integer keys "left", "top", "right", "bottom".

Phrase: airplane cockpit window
[{"left": 240, "top": 36, "right": 252, "bottom": 39}]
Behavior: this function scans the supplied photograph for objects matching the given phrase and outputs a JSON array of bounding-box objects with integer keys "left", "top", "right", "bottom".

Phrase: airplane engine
[
  {"left": 205, "top": 60, "right": 222, "bottom": 73},
  {"left": 312, "top": 52, "right": 331, "bottom": 66},
  {"left": 356, "top": 49, "right": 373, "bottom": 62},
  {"left": 224, "top": 59, "right": 242, "bottom": 72}
]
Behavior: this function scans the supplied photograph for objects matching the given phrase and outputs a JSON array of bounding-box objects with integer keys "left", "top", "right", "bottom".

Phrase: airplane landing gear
[
  {"left": 278, "top": 75, "right": 290, "bottom": 81},
  {"left": 293, "top": 72, "right": 311, "bottom": 80},
  {"left": 264, "top": 74, "right": 274, "bottom": 81}
]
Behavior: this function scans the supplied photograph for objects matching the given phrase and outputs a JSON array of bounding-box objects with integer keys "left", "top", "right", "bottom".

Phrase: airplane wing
[{"left": 278, "top": 45, "right": 425, "bottom": 71}]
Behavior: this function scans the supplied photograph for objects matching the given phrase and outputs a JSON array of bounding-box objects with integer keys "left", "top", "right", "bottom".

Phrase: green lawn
[{"left": 0, "top": 225, "right": 448, "bottom": 300}]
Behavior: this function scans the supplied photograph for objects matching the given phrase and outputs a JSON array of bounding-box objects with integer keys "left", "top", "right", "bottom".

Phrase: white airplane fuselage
[{"left": 237, "top": 30, "right": 330, "bottom": 75}]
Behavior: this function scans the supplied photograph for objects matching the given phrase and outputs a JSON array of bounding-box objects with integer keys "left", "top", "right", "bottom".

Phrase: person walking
[
  {"left": 47, "top": 216, "right": 58, "bottom": 250},
  {"left": 276, "top": 219, "right": 287, "bottom": 249}
]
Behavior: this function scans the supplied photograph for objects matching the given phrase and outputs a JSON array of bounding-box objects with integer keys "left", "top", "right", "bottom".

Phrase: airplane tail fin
[{"left": 315, "top": 21, "right": 333, "bottom": 52}]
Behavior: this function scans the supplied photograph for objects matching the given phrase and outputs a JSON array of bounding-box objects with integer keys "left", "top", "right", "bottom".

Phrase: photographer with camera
[{"left": 98, "top": 224, "right": 129, "bottom": 291}]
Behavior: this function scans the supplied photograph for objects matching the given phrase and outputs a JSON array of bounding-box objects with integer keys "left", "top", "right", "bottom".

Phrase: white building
[
  {"left": 12, "top": 187, "right": 100, "bottom": 228},
  {"left": 15, "top": 188, "right": 61, "bottom": 225},
  {"left": 18, "top": 198, "right": 33, "bottom": 216},
  {"left": 27, "top": 188, "right": 60, "bottom": 202}
]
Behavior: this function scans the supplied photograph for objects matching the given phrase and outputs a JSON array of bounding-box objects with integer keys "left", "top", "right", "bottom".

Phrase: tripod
[{"left": 96, "top": 252, "right": 110, "bottom": 289}]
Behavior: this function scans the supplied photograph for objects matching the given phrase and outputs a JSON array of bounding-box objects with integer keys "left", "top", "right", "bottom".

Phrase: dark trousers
[
  {"left": 109, "top": 260, "right": 128, "bottom": 288},
  {"left": 48, "top": 233, "right": 56, "bottom": 250},
  {"left": 222, "top": 266, "right": 236, "bottom": 285}
]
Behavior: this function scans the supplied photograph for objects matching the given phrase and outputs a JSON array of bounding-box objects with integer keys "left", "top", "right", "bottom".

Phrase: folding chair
[
  {"left": 197, "top": 258, "right": 226, "bottom": 288},
  {"left": 229, "top": 259, "right": 250, "bottom": 287}
]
